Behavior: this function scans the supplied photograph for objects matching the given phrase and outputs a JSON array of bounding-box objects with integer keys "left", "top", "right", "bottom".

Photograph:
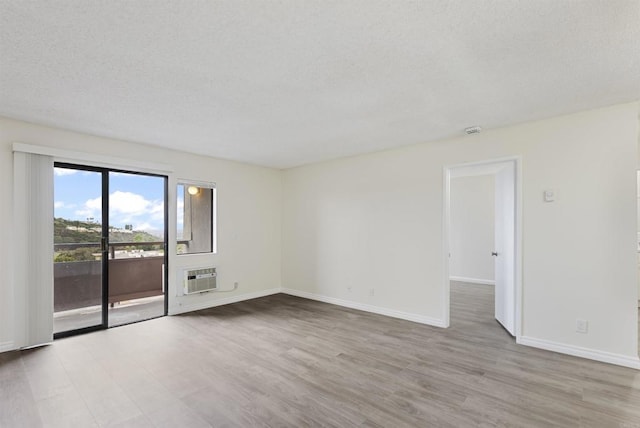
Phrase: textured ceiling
[{"left": 1, "top": 1, "right": 639, "bottom": 169}]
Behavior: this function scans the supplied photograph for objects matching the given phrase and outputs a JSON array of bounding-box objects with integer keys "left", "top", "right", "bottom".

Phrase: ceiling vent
[{"left": 464, "top": 126, "right": 482, "bottom": 135}]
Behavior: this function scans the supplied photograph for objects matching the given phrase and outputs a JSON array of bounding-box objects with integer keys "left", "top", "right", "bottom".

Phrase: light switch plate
[{"left": 576, "top": 319, "right": 588, "bottom": 334}]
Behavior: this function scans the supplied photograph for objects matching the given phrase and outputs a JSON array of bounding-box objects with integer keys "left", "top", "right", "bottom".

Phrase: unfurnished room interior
[{"left": 1, "top": 1, "right": 640, "bottom": 427}]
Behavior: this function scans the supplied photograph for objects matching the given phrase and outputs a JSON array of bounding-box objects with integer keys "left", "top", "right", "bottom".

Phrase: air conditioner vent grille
[{"left": 184, "top": 267, "right": 217, "bottom": 294}]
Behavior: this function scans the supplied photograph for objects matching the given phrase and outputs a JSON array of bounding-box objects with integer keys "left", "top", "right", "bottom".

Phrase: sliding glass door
[
  {"left": 107, "top": 171, "right": 167, "bottom": 327},
  {"left": 53, "top": 166, "right": 105, "bottom": 335},
  {"left": 53, "top": 164, "right": 168, "bottom": 337}
]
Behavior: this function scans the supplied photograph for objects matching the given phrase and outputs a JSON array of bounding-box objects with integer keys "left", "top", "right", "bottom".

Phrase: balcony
[{"left": 54, "top": 241, "right": 167, "bottom": 332}]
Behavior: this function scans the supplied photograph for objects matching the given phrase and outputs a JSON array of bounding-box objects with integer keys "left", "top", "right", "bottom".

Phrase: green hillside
[
  {"left": 54, "top": 218, "right": 161, "bottom": 243},
  {"left": 54, "top": 218, "right": 163, "bottom": 262}
]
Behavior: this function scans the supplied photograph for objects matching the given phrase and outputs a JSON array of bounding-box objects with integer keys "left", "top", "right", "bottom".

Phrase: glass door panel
[
  {"left": 53, "top": 166, "right": 105, "bottom": 335},
  {"left": 107, "top": 171, "right": 166, "bottom": 327},
  {"left": 54, "top": 164, "right": 168, "bottom": 337}
]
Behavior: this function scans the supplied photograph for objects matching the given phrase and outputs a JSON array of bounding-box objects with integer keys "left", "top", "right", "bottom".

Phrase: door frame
[
  {"left": 442, "top": 156, "right": 523, "bottom": 338},
  {"left": 53, "top": 162, "right": 169, "bottom": 339}
]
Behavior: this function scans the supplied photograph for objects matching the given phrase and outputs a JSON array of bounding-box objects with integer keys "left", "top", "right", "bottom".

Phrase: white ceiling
[{"left": 1, "top": 1, "right": 639, "bottom": 169}]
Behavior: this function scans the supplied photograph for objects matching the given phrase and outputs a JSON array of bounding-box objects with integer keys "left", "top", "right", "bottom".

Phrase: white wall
[
  {"left": 637, "top": 171, "right": 640, "bottom": 301},
  {"left": 449, "top": 175, "right": 495, "bottom": 284},
  {"left": 282, "top": 102, "right": 639, "bottom": 363},
  {"left": 0, "top": 117, "right": 282, "bottom": 351}
]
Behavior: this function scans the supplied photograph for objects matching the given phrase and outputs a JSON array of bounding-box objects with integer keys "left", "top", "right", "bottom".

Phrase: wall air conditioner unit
[{"left": 184, "top": 267, "right": 217, "bottom": 294}]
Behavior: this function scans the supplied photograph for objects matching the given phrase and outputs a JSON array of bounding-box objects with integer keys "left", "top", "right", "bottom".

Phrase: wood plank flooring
[{"left": 1, "top": 282, "right": 640, "bottom": 427}]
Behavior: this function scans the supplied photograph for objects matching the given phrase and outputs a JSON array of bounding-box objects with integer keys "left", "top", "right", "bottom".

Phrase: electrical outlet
[
  {"left": 544, "top": 189, "right": 555, "bottom": 202},
  {"left": 576, "top": 319, "right": 588, "bottom": 334},
  {"left": 347, "top": 286, "right": 352, "bottom": 292},
  {"left": 369, "top": 289, "right": 375, "bottom": 297}
]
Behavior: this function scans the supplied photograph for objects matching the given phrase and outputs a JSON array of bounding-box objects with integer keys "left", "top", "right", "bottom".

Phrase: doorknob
[{"left": 491, "top": 252, "right": 499, "bottom": 257}]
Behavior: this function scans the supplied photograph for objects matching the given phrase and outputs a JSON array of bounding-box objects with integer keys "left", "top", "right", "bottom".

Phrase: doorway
[
  {"left": 443, "top": 158, "right": 521, "bottom": 337},
  {"left": 53, "top": 163, "right": 168, "bottom": 338}
]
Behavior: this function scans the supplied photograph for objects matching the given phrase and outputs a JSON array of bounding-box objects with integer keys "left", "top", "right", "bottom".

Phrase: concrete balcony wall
[
  {"left": 54, "top": 261, "right": 101, "bottom": 311},
  {"left": 54, "top": 257, "right": 164, "bottom": 311}
]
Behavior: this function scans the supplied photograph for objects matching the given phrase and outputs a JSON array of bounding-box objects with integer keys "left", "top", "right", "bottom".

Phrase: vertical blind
[{"left": 13, "top": 151, "right": 54, "bottom": 348}]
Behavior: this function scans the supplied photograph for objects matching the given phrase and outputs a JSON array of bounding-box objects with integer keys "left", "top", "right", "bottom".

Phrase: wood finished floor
[{"left": 1, "top": 282, "right": 640, "bottom": 427}]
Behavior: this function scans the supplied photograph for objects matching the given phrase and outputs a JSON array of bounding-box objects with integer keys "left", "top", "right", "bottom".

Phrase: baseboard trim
[
  {"left": 169, "top": 287, "right": 282, "bottom": 315},
  {"left": 450, "top": 276, "right": 495, "bottom": 285},
  {"left": 281, "top": 288, "right": 446, "bottom": 328},
  {"left": 517, "top": 336, "right": 640, "bottom": 370},
  {"left": 0, "top": 341, "right": 15, "bottom": 353}
]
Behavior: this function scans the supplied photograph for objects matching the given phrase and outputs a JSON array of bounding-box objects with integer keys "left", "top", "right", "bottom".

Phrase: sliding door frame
[{"left": 53, "top": 162, "right": 169, "bottom": 339}]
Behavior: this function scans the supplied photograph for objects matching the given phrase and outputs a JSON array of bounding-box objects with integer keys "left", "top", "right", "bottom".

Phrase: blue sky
[{"left": 54, "top": 167, "right": 172, "bottom": 234}]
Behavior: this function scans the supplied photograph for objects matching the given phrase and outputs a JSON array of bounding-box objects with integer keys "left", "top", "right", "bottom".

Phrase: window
[{"left": 177, "top": 182, "right": 216, "bottom": 255}]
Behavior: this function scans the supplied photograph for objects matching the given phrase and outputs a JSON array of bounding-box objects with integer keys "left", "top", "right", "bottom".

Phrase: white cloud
[
  {"left": 86, "top": 196, "right": 102, "bottom": 210},
  {"left": 75, "top": 191, "right": 164, "bottom": 230},
  {"left": 54, "top": 168, "right": 77, "bottom": 176},
  {"left": 133, "top": 222, "right": 153, "bottom": 231},
  {"left": 75, "top": 196, "right": 101, "bottom": 219},
  {"left": 55, "top": 201, "right": 76, "bottom": 209},
  {"left": 109, "top": 191, "right": 151, "bottom": 214},
  {"left": 148, "top": 198, "right": 165, "bottom": 223}
]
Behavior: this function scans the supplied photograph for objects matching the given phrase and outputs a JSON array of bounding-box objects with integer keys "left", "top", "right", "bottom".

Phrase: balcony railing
[{"left": 54, "top": 241, "right": 174, "bottom": 312}]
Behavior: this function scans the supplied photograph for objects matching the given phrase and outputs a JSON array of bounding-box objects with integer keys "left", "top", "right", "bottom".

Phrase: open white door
[{"left": 494, "top": 162, "right": 516, "bottom": 336}]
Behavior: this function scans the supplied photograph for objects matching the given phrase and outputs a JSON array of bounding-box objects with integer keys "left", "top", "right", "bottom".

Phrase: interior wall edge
[
  {"left": 517, "top": 336, "right": 640, "bottom": 370},
  {"left": 169, "top": 287, "right": 282, "bottom": 316},
  {"left": 281, "top": 287, "right": 447, "bottom": 328}
]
